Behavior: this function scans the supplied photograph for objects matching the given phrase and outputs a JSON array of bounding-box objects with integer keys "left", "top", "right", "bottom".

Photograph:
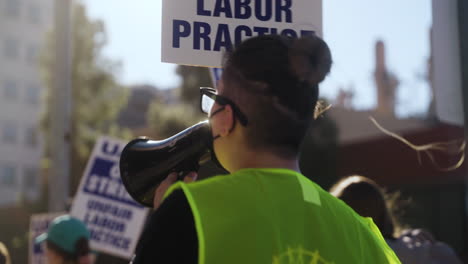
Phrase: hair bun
[{"left": 289, "top": 34, "right": 332, "bottom": 86}]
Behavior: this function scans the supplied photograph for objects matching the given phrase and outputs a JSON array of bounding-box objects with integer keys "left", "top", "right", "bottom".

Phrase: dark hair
[
  {"left": 330, "top": 175, "right": 396, "bottom": 239},
  {"left": 222, "top": 34, "right": 332, "bottom": 157},
  {"left": 47, "top": 238, "right": 90, "bottom": 263}
]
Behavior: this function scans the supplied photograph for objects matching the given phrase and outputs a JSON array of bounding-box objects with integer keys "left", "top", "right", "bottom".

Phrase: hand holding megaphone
[
  {"left": 120, "top": 120, "right": 224, "bottom": 207},
  {"left": 152, "top": 171, "right": 198, "bottom": 210}
]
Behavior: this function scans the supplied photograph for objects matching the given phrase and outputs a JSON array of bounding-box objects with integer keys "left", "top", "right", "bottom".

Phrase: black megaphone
[{"left": 119, "top": 120, "right": 216, "bottom": 207}]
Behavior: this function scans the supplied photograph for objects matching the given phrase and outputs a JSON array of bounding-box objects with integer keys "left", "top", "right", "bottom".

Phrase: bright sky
[
  {"left": 322, "top": 0, "right": 432, "bottom": 117},
  {"left": 80, "top": 0, "right": 432, "bottom": 117}
]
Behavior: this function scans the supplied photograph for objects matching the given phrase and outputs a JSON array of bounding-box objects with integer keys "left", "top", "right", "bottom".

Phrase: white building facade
[{"left": 0, "top": 0, "right": 52, "bottom": 206}]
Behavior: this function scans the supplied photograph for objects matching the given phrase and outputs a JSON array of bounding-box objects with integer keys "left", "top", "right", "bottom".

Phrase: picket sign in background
[
  {"left": 29, "top": 212, "right": 66, "bottom": 264},
  {"left": 162, "top": 0, "right": 322, "bottom": 67},
  {"left": 70, "top": 137, "right": 149, "bottom": 259}
]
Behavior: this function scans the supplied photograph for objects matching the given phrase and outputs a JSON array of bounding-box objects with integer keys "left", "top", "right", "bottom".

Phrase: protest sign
[
  {"left": 70, "top": 137, "right": 149, "bottom": 259},
  {"left": 162, "top": 0, "right": 322, "bottom": 67},
  {"left": 29, "top": 212, "right": 66, "bottom": 264}
]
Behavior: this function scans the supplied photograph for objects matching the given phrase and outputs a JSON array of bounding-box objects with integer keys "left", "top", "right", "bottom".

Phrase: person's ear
[{"left": 219, "top": 104, "right": 234, "bottom": 137}]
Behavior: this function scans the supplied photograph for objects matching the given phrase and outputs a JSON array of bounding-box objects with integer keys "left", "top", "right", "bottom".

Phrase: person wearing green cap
[{"left": 35, "top": 215, "right": 92, "bottom": 264}]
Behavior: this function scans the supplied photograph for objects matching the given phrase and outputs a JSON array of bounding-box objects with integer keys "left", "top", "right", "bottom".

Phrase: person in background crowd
[
  {"left": 330, "top": 175, "right": 463, "bottom": 264},
  {"left": 132, "top": 34, "right": 400, "bottom": 264},
  {"left": 0, "top": 242, "right": 11, "bottom": 264},
  {"left": 35, "top": 215, "right": 92, "bottom": 264}
]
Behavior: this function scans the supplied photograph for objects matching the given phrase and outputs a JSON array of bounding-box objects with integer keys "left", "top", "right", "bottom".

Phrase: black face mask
[
  {"left": 208, "top": 105, "right": 225, "bottom": 141},
  {"left": 119, "top": 120, "right": 227, "bottom": 207},
  {"left": 207, "top": 119, "right": 228, "bottom": 173}
]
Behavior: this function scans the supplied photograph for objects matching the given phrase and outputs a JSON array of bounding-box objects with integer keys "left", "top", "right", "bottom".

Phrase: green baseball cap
[{"left": 35, "top": 215, "right": 90, "bottom": 254}]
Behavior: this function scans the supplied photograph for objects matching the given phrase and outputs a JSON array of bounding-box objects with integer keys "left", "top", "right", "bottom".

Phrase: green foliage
[
  {"left": 40, "top": 3, "right": 131, "bottom": 193},
  {"left": 176, "top": 65, "right": 212, "bottom": 106},
  {"left": 0, "top": 183, "right": 49, "bottom": 264},
  {"left": 147, "top": 100, "right": 205, "bottom": 139},
  {"left": 0, "top": 207, "right": 32, "bottom": 264},
  {"left": 146, "top": 65, "right": 211, "bottom": 139}
]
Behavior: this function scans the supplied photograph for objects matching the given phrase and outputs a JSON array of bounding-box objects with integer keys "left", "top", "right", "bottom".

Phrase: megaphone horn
[{"left": 119, "top": 120, "right": 212, "bottom": 207}]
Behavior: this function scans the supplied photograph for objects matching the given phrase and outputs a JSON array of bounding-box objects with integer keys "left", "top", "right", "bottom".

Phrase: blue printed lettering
[
  {"left": 171, "top": 21, "right": 315, "bottom": 53},
  {"left": 34, "top": 242, "right": 42, "bottom": 254},
  {"left": 254, "top": 0, "right": 272, "bottom": 21},
  {"left": 85, "top": 212, "right": 126, "bottom": 233},
  {"left": 195, "top": 0, "right": 292, "bottom": 22},
  {"left": 104, "top": 179, "right": 119, "bottom": 195},
  {"left": 281, "top": 28, "right": 297, "bottom": 37},
  {"left": 234, "top": 25, "right": 252, "bottom": 45},
  {"left": 197, "top": 0, "right": 211, "bottom": 16},
  {"left": 213, "top": 0, "right": 233, "bottom": 18},
  {"left": 253, "top": 26, "right": 269, "bottom": 36},
  {"left": 89, "top": 228, "right": 102, "bottom": 242},
  {"left": 103, "top": 233, "right": 131, "bottom": 250},
  {"left": 84, "top": 173, "right": 139, "bottom": 206},
  {"left": 173, "top": 20, "right": 191, "bottom": 48},
  {"left": 276, "top": 0, "right": 292, "bottom": 23},
  {"left": 194, "top": 22, "right": 212, "bottom": 50},
  {"left": 235, "top": 0, "right": 251, "bottom": 19},
  {"left": 88, "top": 229, "right": 131, "bottom": 250},
  {"left": 97, "top": 175, "right": 110, "bottom": 194},
  {"left": 85, "top": 174, "right": 100, "bottom": 193},
  {"left": 214, "top": 24, "right": 232, "bottom": 51},
  {"left": 101, "top": 141, "right": 120, "bottom": 157},
  {"left": 87, "top": 200, "right": 133, "bottom": 220},
  {"left": 300, "top": 30, "right": 315, "bottom": 37},
  {"left": 109, "top": 164, "right": 120, "bottom": 179},
  {"left": 122, "top": 238, "right": 131, "bottom": 250}
]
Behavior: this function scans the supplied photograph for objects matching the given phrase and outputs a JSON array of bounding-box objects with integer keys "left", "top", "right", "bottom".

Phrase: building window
[
  {"left": 25, "top": 126, "right": 38, "bottom": 148},
  {"left": 27, "top": 4, "right": 41, "bottom": 24},
  {"left": 3, "top": 79, "right": 19, "bottom": 100},
  {"left": 2, "top": 121, "right": 18, "bottom": 143},
  {"left": 23, "top": 167, "right": 37, "bottom": 189},
  {"left": 4, "top": 0, "right": 21, "bottom": 18},
  {"left": 26, "top": 44, "right": 38, "bottom": 64},
  {"left": 26, "top": 85, "right": 40, "bottom": 105},
  {"left": 1, "top": 165, "right": 16, "bottom": 186},
  {"left": 4, "top": 38, "right": 19, "bottom": 59}
]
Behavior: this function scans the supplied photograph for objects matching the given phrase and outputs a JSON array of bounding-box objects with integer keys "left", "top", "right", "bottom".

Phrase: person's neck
[{"left": 229, "top": 148, "right": 301, "bottom": 173}]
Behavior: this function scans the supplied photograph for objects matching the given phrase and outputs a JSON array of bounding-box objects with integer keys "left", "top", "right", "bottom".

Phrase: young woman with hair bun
[{"left": 132, "top": 34, "right": 400, "bottom": 264}]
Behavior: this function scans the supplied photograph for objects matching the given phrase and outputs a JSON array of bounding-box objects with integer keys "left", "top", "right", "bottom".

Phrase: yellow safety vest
[{"left": 166, "top": 168, "right": 400, "bottom": 264}]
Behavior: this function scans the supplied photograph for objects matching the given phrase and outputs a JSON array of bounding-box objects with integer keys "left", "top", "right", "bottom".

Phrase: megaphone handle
[
  {"left": 176, "top": 161, "right": 201, "bottom": 181},
  {"left": 177, "top": 171, "right": 190, "bottom": 181},
  {"left": 172, "top": 152, "right": 204, "bottom": 181},
  {"left": 178, "top": 169, "right": 201, "bottom": 181}
]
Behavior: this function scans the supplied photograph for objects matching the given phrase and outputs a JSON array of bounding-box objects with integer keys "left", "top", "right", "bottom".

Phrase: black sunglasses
[{"left": 199, "top": 87, "right": 248, "bottom": 126}]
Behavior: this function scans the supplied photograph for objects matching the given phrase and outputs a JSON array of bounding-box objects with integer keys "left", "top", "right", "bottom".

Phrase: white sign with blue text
[
  {"left": 162, "top": 0, "right": 322, "bottom": 67},
  {"left": 70, "top": 137, "right": 149, "bottom": 259},
  {"left": 29, "top": 212, "right": 66, "bottom": 264}
]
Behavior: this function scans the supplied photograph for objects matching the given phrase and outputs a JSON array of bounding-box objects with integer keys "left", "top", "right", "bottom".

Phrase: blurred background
[{"left": 0, "top": 0, "right": 467, "bottom": 263}]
